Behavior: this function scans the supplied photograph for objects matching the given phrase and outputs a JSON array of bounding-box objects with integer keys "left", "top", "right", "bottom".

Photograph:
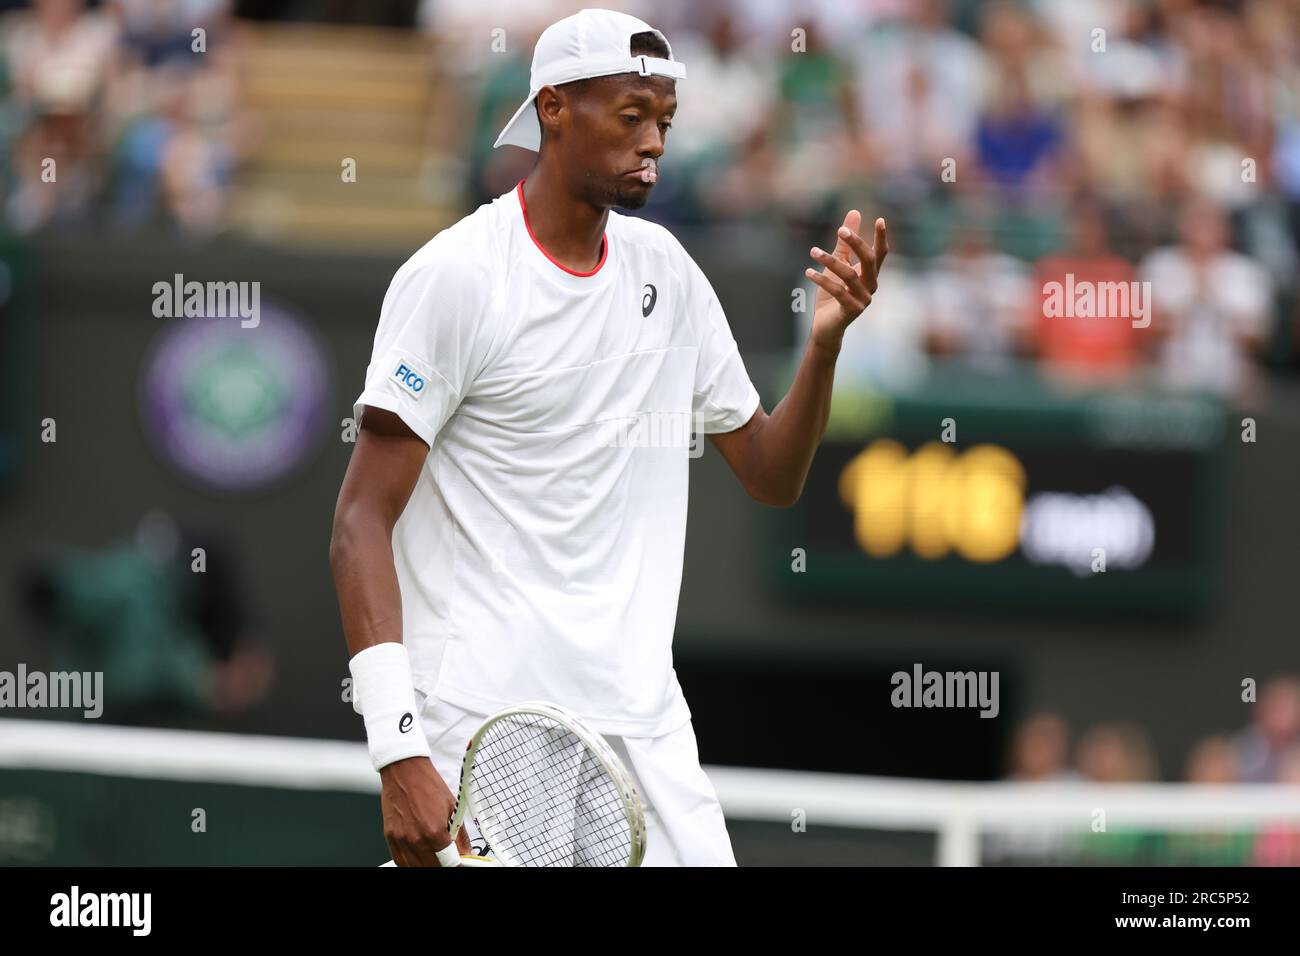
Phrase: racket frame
[{"left": 445, "top": 700, "right": 647, "bottom": 867}]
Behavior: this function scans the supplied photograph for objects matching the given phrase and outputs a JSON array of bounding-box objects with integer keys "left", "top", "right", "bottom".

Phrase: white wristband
[{"left": 349, "top": 643, "right": 433, "bottom": 771}]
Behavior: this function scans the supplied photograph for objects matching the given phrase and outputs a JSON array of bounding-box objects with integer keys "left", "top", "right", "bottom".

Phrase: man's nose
[{"left": 638, "top": 128, "right": 665, "bottom": 158}]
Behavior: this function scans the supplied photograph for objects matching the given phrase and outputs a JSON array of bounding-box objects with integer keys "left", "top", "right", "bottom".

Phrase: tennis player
[{"left": 330, "top": 8, "right": 886, "bottom": 867}]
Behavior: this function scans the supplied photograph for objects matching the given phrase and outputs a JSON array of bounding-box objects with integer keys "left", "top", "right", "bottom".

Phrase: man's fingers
[
  {"left": 805, "top": 268, "right": 868, "bottom": 314},
  {"left": 810, "top": 246, "right": 867, "bottom": 297},
  {"left": 835, "top": 229, "right": 879, "bottom": 292},
  {"left": 828, "top": 211, "right": 887, "bottom": 296},
  {"left": 387, "top": 827, "right": 451, "bottom": 866},
  {"left": 455, "top": 824, "right": 472, "bottom": 856},
  {"left": 831, "top": 209, "right": 863, "bottom": 260},
  {"left": 838, "top": 228, "right": 873, "bottom": 266},
  {"left": 388, "top": 837, "right": 422, "bottom": 867}
]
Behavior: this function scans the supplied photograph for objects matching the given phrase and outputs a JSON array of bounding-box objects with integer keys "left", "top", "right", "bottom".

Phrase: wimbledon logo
[{"left": 140, "top": 304, "right": 331, "bottom": 493}]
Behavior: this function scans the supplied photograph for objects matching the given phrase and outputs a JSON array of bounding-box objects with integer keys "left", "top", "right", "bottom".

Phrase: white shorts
[{"left": 406, "top": 690, "right": 737, "bottom": 867}]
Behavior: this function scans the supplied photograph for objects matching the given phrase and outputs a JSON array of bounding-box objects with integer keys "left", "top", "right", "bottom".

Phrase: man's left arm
[{"left": 711, "top": 210, "right": 888, "bottom": 507}]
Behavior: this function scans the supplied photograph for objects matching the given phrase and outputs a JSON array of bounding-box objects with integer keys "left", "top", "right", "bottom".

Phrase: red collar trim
[{"left": 516, "top": 179, "right": 608, "bottom": 277}]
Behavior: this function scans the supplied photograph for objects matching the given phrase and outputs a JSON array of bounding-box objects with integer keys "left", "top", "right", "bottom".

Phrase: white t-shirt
[
  {"left": 1139, "top": 247, "right": 1272, "bottom": 395},
  {"left": 353, "top": 180, "right": 760, "bottom": 737}
]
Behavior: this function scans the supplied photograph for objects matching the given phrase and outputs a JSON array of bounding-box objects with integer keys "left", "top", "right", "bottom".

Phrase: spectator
[
  {"left": 764, "top": 19, "right": 859, "bottom": 231},
  {"left": 984, "top": 711, "right": 1077, "bottom": 863},
  {"left": 1006, "top": 711, "right": 1077, "bottom": 781},
  {"left": 852, "top": 0, "right": 989, "bottom": 205},
  {"left": 1184, "top": 734, "right": 1239, "bottom": 784},
  {"left": 2, "top": 0, "right": 117, "bottom": 230},
  {"left": 1175, "top": 1, "right": 1274, "bottom": 211},
  {"left": 1065, "top": 722, "right": 1158, "bottom": 863},
  {"left": 1170, "top": 733, "right": 1251, "bottom": 864},
  {"left": 1234, "top": 675, "right": 1300, "bottom": 783},
  {"left": 924, "top": 205, "right": 1034, "bottom": 370},
  {"left": 19, "top": 511, "right": 276, "bottom": 721},
  {"left": 658, "top": 5, "right": 776, "bottom": 226},
  {"left": 1065, "top": 1, "right": 1190, "bottom": 213},
  {"left": 1030, "top": 197, "right": 1142, "bottom": 384},
  {"left": 103, "top": 1, "right": 239, "bottom": 233},
  {"left": 1140, "top": 194, "right": 1274, "bottom": 400},
  {"left": 973, "top": 64, "right": 1066, "bottom": 200},
  {"left": 1076, "top": 721, "right": 1157, "bottom": 782}
]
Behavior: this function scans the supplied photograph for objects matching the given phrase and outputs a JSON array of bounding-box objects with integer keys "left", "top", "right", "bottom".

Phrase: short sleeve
[
  {"left": 353, "top": 245, "right": 492, "bottom": 447},
  {"left": 679, "top": 251, "right": 761, "bottom": 434}
]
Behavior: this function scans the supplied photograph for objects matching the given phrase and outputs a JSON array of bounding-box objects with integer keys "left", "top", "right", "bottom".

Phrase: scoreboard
[{"left": 768, "top": 366, "right": 1227, "bottom": 613}]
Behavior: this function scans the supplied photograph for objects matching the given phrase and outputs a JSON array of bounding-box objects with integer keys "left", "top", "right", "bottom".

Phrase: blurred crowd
[
  {"left": 458, "top": 0, "right": 1300, "bottom": 402},
  {"left": 998, "top": 675, "right": 1300, "bottom": 864},
  {"left": 0, "top": 0, "right": 242, "bottom": 235},
  {"left": 1, "top": 0, "right": 1297, "bottom": 400}
]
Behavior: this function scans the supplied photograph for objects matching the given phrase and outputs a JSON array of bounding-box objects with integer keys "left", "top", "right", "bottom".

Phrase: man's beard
[
  {"left": 583, "top": 175, "right": 650, "bottom": 211},
  {"left": 612, "top": 185, "right": 650, "bottom": 210}
]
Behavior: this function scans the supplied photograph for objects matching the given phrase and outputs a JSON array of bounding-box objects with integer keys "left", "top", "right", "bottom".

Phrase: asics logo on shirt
[
  {"left": 641, "top": 284, "right": 657, "bottom": 317},
  {"left": 398, "top": 712, "right": 413, "bottom": 733}
]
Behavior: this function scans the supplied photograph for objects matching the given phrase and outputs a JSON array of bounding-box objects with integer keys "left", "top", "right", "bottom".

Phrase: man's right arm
[
  {"left": 330, "top": 405, "right": 470, "bottom": 866},
  {"left": 331, "top": 406, "right": 426, "bottom": 661}
]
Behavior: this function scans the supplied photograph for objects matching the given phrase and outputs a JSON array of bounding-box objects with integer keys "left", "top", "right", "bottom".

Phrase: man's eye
[
  {"left": 622, "top": 114, "right": 639, "bottom": 125},
  {"left": 659, "top": 122, "right": 672, "bottom": 132}
]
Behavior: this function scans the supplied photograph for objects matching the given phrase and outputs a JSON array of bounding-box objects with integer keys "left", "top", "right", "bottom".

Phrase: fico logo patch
[{"left": 393, "top": 360, "right": 426, "bottom": 398}]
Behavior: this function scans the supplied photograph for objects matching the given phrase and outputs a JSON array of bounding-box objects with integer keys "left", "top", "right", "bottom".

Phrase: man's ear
[{"left": 535, "top": 85, "right": 563, "bottom": 141}]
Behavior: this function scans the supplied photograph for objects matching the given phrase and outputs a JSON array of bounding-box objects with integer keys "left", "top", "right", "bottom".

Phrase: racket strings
[
  {"left": 475, "top": 722, "right": 627, "bottom": 866},
  {"left": 475, "top": 734, "right": 618, "bottom": 866},
  {"left": 470, "top": 714, "right": 633, "bottom": 866}
]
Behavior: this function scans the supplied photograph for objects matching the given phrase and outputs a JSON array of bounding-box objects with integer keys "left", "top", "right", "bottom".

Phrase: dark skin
[
  {"left": 331, "top": 67, "right": 888, "bottom": 866},
  {"left": 331, "top": 408, "right": 472, "bottom": 867}
]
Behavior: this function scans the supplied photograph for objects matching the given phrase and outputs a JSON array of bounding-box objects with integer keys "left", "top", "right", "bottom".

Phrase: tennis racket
[{"left": 434, "top": 700, "right": 647, "bottom": 867}]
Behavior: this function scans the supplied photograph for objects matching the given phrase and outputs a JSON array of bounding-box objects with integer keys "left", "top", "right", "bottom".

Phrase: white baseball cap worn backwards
[{"left": 493, "top": 7, "right": 686, "bottom": 152}]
